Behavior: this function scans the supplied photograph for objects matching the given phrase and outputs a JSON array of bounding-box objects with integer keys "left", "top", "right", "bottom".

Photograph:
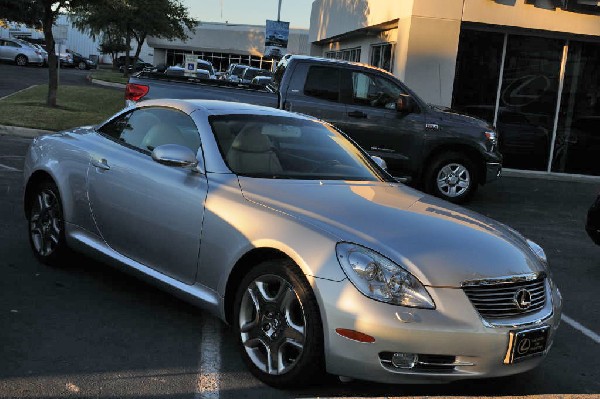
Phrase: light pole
[{"left": 277, "top": 0, "right": 282, "bottom": 21}]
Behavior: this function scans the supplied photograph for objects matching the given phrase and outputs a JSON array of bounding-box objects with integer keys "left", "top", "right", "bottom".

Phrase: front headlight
[
  {"left": 527, "top": 239, "right": 547, "bottom": 264},
  {"left": 336, "top": 242, "right": 435, "bottom": 309}
]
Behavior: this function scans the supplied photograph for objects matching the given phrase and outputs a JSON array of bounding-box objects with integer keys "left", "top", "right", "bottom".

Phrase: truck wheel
[
  {"left": 425, "top": 152, "right": 478, "bottom": 204},
  {"left": 233, "top": 259, "right": 324, "bottom": 388}
]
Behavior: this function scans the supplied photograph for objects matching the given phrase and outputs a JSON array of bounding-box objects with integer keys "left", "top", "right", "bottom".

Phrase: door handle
[
  {"left": 91, "top": 158, "right": 110, "bottom": 171},
  {"left": 370, "top": 146, "right": 396, "bottom": 153},
  {"left": 348, "top": 110, "right": 367, "bottom": 118}
]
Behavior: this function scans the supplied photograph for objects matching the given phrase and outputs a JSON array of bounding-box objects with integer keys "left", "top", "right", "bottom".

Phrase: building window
[
  {"left": 324, "top": 47, "right": 361, "bottom": 62},
  {"left": 370, "top": 43, "right": 393, "bottom": 71}
]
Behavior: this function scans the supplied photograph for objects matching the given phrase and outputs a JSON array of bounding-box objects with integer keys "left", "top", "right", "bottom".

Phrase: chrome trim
[
  {"left": 416, "top": 360, "right": 474, "bottom": 367},
  {"left": 461, "top": 272, "right": 544, "bottom": 287}
]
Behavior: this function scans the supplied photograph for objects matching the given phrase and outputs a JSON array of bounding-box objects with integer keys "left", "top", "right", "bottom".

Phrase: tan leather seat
[
  {"left": 226, "top": 125, "right": 283, "bottom": 175},
  {"left": 141, "top": 123, "right": 190, "bottom": 151}
]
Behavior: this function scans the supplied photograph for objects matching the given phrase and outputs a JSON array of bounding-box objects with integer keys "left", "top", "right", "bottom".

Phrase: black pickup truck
[{"left": 126, "top": 55, "right": 502, "bottom": 203}]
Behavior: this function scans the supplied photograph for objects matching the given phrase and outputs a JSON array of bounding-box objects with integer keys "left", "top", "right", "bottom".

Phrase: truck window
[
  {"left": 304, "top": 66, "right": 340, "bottom": 102},
  {"left": 351, "top": 71, "right": 405, "bottom": 109}
]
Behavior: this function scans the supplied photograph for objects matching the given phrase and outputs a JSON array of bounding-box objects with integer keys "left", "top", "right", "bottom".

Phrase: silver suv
[{"left": 0, "top": 38, "right": 44, "bottom": 66}]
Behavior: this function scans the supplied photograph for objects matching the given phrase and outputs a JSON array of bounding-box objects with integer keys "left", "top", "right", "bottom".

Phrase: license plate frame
[{"left": 504, "top": 325, "right": 550, "bottom": 364}]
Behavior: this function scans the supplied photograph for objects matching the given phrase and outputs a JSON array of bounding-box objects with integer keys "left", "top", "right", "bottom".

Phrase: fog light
[{"left": 391, "top": 352, "right": 417, "bottom": 369}]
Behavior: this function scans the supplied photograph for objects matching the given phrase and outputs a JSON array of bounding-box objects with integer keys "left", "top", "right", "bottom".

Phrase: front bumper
[
  {"left": 485, "top": 162, "right": 502, "bottom": 184},
  {"left": 312, "top": 277, "right": 561, "bottom": 384}
]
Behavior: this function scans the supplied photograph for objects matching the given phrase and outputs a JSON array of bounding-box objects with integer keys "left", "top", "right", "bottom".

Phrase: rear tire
[
  {"left": 233, "top": 259, "right": 325, "bottom": 388},
  {"left": 26, "top": 180, "right": 70, "bottom": 265},
  {"left": 15, "top": 54, "right": 28, "bottom": 67},
  {"left": 424, "top": 151, "right": 478, "bottom": 204},
  {"left": 78, "top": 61, "right": 87, "bottom": 70}
]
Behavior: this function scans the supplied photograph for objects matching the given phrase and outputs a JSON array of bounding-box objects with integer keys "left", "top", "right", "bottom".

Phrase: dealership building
[
  {"left": 148, "top": 22, "right": 309, "bottom": 73},
  {"left": 309, "top": 0, "right": 600, "bottom": 176}
]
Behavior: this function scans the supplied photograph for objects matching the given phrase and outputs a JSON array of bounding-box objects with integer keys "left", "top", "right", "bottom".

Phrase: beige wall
[
  {"left": 148, "top": 22, "right": 309, "bottom": 58},
  {"left": 463, "top": 0, "right": 600, "bottom": 36}
]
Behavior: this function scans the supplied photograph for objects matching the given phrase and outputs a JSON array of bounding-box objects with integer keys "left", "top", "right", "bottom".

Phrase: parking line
[
  {"left": 0, "top": 163, "right": 21, "bottom": 172},
  {"left": 0, "top": 85, "right": 37, "bottom": 101},
  {"left": 195, "top": 316, "right": 221, "bottom": 399},
  {"left": 562, "top": 314, "right": 600, "bottom": 344}
]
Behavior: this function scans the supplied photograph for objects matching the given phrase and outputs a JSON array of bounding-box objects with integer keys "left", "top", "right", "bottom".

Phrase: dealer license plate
[{"left": 504, "top": 325, "right": 549, "bottom": 364}]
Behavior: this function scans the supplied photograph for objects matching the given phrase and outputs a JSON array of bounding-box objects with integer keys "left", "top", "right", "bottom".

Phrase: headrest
[{"left": 230, "top": 125, "right": 273, "bottom": 153}]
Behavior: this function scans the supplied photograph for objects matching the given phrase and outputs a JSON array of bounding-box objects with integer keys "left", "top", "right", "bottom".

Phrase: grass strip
[
  {"left": 0, "top": 84, "right": 124, "bottom": 131},
  {"left": 90, "top": 70, "right": 129, "bottom": 85}
]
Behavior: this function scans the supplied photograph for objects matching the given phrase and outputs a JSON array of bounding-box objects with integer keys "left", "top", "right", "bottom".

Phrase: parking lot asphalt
[
  {"left": 0, "top": 133, "right": 599, "bottom": 399},
  {"left": 0, "top": 63, "right": 93, "bottom": 99}
]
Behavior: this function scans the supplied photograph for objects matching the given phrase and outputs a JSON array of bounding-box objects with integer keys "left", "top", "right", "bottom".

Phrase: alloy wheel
[
  {"left": 16, "top": 55, "right": 27, "bottom": 66},
  {"left": 29, "top": 189, "right": 62, "bottom": 257},
  {"left": 238, "top": 274, "right": 306, "bottom": 375},
  {"left": 436, "top": 162, "right": 471, "bottom": 198}
]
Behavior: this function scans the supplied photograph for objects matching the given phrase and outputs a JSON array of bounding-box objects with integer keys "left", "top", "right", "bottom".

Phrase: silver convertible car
[{"left": 23, "top": 99, "right": 561, "bottom": 387}]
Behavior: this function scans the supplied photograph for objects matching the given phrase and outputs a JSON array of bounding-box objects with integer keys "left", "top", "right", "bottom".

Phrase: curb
[
  {"left": 0, "top": 125, "right": 53, "bottom": 139},
  {"left": 502, "top": 168, "right": 600, "bottom": 184},
  {"left": 90, "top": 78, "right": 126, "bottom": 89}
]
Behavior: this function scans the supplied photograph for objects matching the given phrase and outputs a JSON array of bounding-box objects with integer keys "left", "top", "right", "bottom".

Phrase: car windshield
[
  {"left": 232, "top": 65, "right": 248, "bottom": 77},
  {"left": 209, "top": 114, "right": 391, "bottom": 181},
  {"left": 197, "top": 62, "right": 214, "bottom": 75}
]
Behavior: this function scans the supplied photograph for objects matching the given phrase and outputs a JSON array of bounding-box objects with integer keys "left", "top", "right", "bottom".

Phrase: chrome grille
[{"left": 463, "top": 277, "right": 546, "bottom": 319}]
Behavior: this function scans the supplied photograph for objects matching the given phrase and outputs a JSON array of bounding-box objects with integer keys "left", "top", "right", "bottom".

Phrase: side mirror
[
  {"left": 371, "top": 155, "right": 388, "bottom": 171},
  {"left": 396, "top": 94, "right": 416, "bottom": 113},
  {"left": 151, "top": 144, "right": 199, "bottom": 168}
]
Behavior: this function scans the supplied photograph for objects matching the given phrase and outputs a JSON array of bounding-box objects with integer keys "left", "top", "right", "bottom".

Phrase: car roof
[
  {"left": 138, "top": 99, "right": 316, "bottom": 120},
  {"left": 287, "top": 55, "right": 393, "bottom": 76}
]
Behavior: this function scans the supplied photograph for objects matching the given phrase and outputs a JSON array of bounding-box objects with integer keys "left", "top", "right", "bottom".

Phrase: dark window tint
[
  {"left": 98, "top": 112, "right": 131, "bottom": 139},
  {"left": 99, "top": 108, "right": 201, "bottom": 154},
  {"left": 351, "top": 71, "right": 405, "bottom": 109},
  {"left": 304, "top": 66, "right": 340, "bottom": 102},
  {"left": 452, "top": 30, "right": 505, "bottom": 124}
]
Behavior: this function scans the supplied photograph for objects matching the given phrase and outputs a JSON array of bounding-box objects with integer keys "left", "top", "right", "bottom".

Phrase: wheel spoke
[
  {"left": 448, "top": 186, "right": 457, "bottom": 197},
  {"left": 283, "top": 324, "right": 304, "bottom": 348},
  {"left": 457, "top": 180, "right": 469, "bottom": 189},
  {"left": 266, "top": 341, "right": 282, "bottom": 374},
  {"left": 247, "top": 282, "right": 265, "bottom": 313}
]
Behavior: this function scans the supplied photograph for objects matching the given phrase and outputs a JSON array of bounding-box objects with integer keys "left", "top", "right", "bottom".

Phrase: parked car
[
  {"left": 195, "top": 59, "right": 217, "bottom": 79},
  {"left": 251, "top": 75, "right": 273, "bottom": 87},
  {"left": 165, "top": 65, "right": 211, "bottom": 79},
  {"left": 0, "top": 38, "right": 44, "bottom": 66},
  {"left": 23, "top": 98, "right": 561, "bottom": 387},
  {"left": 60, "top": 50, "right": 97, "bottom": 70},
  {"left": 240, "top": 67, "right": 272, "bottom": 85},
  {"left": 586, "top": 192, "right": 600, "bottom": 245},
  {"left": 127, "top": 55, "right": 504, "bottom": 203},
  {"left": 119, "top": 60, "right": 154, "bottom": 73},
  {"left": 225, "top": 63, "right": 249, "bottom": 83},
  {"left": 31, "top": 43, "right": 48, "bottom": 66}
]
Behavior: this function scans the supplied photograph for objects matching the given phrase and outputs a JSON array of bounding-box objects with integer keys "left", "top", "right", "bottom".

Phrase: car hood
[
  {"left": 429, "top": 104, "right": 491, "bottom": 129},
  {"left": 238, "top": 178, "right": 544, "bottom": 287}
]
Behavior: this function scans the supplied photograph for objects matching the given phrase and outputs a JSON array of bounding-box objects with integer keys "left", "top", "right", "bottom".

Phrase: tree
[
  {"left": 98, "top": 26, "right": 129, "bottom": 69},
  {"left": 73, "top": 0, "right": 197, "bottom": 77},
  {"left": 0, "top": 0, "right": 99, "bottom": 107}
]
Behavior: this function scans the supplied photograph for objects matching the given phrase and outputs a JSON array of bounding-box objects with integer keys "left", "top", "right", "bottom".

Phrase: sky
[{"left": 180, "top": 0, "right": 314, "bottom": 29}]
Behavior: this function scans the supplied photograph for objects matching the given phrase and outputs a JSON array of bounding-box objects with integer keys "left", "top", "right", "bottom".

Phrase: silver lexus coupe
[{"left": 23, "top": 99, "right": 562, "bottom": 387}]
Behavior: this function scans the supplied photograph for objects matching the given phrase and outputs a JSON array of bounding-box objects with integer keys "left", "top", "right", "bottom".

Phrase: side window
[
  {"left": 98, "top": 112, "right": 131, "bottom": 140},
  {"left": 351, "top": 71, "right": 405, "bottom": 109},
  {"left": 98, "top": 108, "right": 201, "bottom": 154},
  {"left": 304, "top": 66, "right": 340, "bottom": 102}
]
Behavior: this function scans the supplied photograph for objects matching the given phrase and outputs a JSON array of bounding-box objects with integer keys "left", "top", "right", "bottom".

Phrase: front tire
[
  {"left": 78, "top": 61, "right": 87, "bottom": 70},
  {"left": 27, "top": 180, "right": 69, "bottom": 265},
  {"left": 425, "top": 151, "right": 478, "bottom": 204},
  {"left": 15, "top": 54, "right": 28, "bottom": 66},
  {"left": 233, "top": 260, "right": 324, "bottom": 388}
]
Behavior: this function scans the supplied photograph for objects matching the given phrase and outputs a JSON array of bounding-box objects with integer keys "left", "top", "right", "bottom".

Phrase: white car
[{"left": 0, "top": 38, "right": 44, "bottom": 66}]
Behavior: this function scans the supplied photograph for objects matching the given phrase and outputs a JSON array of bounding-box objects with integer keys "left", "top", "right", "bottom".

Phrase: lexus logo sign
[{"left": 514, "top": 289, "right": 532, "bottom": 310}]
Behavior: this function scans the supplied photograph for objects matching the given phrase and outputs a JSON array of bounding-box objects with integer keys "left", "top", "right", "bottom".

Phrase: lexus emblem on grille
[{"left": 514, "top": 289, "right": 532, "bottom": 310}]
